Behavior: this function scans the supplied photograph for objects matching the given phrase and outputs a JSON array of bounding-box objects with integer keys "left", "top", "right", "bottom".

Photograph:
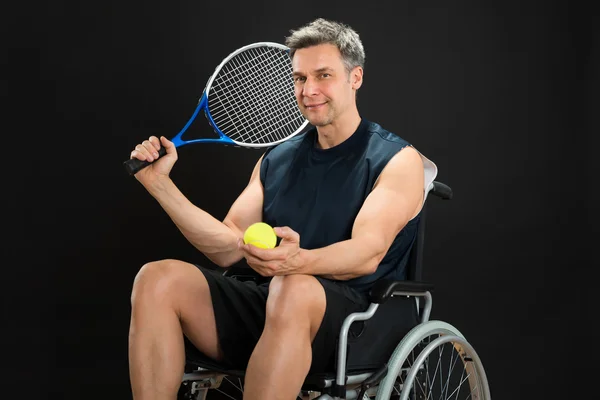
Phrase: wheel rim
[{"left": 398, "top": 334, "right": 489, "bottom": 400}]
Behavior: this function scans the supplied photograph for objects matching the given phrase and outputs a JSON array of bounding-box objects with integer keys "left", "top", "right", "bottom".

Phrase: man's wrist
[
  {"left": 296, "top": 248, "right": 315, "bottom": 274},
  {"left": 145, "top": 175, "right": 173, "bottom": 196}
]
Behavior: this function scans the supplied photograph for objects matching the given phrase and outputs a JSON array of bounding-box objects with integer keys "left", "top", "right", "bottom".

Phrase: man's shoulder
[{"left": 364, "top": 120, "right": 411, "bottom": 148}]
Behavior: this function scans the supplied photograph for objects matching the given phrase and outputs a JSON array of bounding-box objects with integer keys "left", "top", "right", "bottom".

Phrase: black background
[{"left": 4, "top": 0, "right": 596, "bottom": 399}]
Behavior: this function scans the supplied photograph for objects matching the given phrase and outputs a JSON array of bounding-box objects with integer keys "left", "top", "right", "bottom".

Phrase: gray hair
[{"left": 285, "top": 18, "right": 365, "bottom": 73}]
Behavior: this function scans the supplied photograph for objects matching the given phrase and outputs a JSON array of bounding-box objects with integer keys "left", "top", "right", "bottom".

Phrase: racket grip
[{"left": 123, "top": 146, "right": 167, "bottom": 175}]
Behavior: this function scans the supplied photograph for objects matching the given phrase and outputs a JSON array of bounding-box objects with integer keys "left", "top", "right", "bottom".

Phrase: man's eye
[
  {"left": 293, "top": 77, "right": 306, "bottom": 83},
  {"left": 321, "top": 73, "right": 330, "bottom": 78}
]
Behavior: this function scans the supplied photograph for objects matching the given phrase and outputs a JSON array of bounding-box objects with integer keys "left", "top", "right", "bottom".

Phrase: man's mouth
[{"left": 304, "top": 102, "right": 326, "bottom": 110}]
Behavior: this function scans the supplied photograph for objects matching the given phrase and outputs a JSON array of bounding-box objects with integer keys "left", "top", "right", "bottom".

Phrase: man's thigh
[{"left": 185, "top": 265, "right": 270, "bottom": 369}]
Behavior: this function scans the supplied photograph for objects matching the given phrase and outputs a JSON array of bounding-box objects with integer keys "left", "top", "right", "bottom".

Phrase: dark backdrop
[{"left": 5, "top": 0, "right": 595, "bottom": 399}]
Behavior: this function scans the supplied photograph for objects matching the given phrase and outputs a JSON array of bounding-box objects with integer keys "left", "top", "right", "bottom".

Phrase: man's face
[{"left": 291, "top": 43, "right": 362, "bottom": 127}]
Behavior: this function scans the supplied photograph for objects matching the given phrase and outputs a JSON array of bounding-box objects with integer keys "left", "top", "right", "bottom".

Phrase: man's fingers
[
  {"left": 274, "top": 226, "right": 300, "bottom": 242},
  {"left": 149, "top": 136, "right": 161, "bottom": 150},
  {"left": 242, "top": 244, "right": 286, "bottom": 260},
  {"left": 245, "top": 259, "right": 277, "bottom": 277},
  {"left": 160, "top": 136, "right": 177, "bottom": 156}
]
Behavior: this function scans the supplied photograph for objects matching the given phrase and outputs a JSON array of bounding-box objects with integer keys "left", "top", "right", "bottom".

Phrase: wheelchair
[{"left": 178, "top": 181, "right": 491, "bottom": 400}]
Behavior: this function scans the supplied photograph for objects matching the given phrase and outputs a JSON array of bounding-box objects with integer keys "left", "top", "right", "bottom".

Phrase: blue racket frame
[{"left": 170, "top": 94, "right": 235, "bottom": 147}]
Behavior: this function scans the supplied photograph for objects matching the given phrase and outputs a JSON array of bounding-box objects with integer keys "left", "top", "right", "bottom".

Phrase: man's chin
[{"left": 304, "top": 116, "right": 332, "bottom": 127}]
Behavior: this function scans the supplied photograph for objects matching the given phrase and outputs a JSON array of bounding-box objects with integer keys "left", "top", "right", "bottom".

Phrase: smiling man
[{"left": 127, "top": 18, "right": 436, "bottom": 400}]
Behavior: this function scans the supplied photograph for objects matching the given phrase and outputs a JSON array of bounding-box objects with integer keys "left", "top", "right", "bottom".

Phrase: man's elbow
[
  {"left": 364, "top": 252, "right": 385, "bottom": 275},
  {"left": 205, "top": 251, "right": 242, "bottom": 269}
]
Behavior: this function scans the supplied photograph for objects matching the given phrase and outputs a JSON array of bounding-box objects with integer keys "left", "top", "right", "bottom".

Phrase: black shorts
[{"left": 185, "top": 265, "right": 419, "bottom": 374}]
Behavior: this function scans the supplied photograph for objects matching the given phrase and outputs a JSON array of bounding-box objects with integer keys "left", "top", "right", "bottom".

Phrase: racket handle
[{"left": 123, "top": 146, "right": 167, "bottom": 175}]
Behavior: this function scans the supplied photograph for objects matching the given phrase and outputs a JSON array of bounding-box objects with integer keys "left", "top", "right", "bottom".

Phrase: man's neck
[{"left": 315, "top": 110, "right": 362, "bottom": 149}]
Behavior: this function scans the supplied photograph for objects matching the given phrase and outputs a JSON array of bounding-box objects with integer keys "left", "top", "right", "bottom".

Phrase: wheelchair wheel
[{"left": 375, "top": 321, "right": 490, "bottom": 400}]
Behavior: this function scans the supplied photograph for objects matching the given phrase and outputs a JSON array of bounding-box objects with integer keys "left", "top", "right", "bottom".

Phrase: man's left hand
[{"left": 239, "top": 226, "right": 303, "bottom": 276}]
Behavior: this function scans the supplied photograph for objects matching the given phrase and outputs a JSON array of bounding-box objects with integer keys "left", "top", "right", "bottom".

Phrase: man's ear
[{"left": 351, "top": 66, "right": 363, "bottom": 90}]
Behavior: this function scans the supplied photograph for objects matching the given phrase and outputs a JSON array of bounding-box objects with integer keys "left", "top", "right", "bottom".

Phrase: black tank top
[{"left": 260, "top": 118, "right": 420, "bottom": 293}]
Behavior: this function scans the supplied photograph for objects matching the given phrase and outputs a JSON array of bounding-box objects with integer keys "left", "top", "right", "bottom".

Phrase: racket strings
[
  {"left": 213, "top": 50, "right": 294, "bottom": 139},
  {"left": 211, "top": 48, "right": 301, "bottom": 142},
  {"left": 208, "top": 46, "right": 305, "bottom": 144},
  {"left": 217, "top": 48, "right": 292, "bottom": 117},
  {"left": 215, "top": 53, "right": 301, "bottom": 142}
]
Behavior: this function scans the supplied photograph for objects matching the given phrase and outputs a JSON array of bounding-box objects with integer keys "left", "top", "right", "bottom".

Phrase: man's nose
[{"left": 302, "top": 77, "right": 318, "bottom": 97}]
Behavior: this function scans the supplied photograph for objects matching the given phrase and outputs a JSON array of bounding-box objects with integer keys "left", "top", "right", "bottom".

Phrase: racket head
[
  {"left": 202, "top": 42, "right": 309, "bottom": 147},
  {"left": 123, "top": 42, "right": 308, "bottom": 176}
]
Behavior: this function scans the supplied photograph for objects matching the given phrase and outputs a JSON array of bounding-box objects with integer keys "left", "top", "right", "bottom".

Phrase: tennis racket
[{"left": 124, "top": 42, "right": 309, "bottom": 175}]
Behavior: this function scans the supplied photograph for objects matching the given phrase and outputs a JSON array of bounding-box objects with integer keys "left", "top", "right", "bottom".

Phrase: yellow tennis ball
[{"left": 243, "top": 222, "right": 277, "bottom": 249}]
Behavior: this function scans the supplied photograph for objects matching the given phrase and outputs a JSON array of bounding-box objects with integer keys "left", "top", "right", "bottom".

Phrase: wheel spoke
[
  {"left": 439, "top": 344, "right": 461, "bottom": 400},
  {"left": 224, "top": 376, "right": 242, "bottom": 392}
]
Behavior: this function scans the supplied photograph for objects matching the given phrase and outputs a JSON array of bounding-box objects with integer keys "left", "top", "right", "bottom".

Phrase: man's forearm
[
  {"left": 296, "top": 236, "right": 384, "bottom": 280},
  {"left": 145, "top": 177, "right": 241, "bottom": 266}
]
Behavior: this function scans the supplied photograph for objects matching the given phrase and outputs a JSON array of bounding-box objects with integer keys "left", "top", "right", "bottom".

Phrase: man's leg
[
  {"left": 128, "top": 260, "right": 223, "bottom": 400},
  {"left": 243, "top": 274, "right": 326, "bottom": 400}
]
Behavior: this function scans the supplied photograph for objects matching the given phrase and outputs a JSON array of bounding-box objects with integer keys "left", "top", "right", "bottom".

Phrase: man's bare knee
[
  {"left": 130, "top": 260, "right": 216, "bottom": 320},
  {"left": 266, "top": 275, "right": 326, "bottom": 337},
  {"left": 131, "top": 259, "right": 191, "bottom": 307}
]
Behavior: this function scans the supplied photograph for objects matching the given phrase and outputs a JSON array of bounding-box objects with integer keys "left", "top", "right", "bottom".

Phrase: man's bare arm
[{"left": 145, "top": 156, "right": 265, "bottom": 267}]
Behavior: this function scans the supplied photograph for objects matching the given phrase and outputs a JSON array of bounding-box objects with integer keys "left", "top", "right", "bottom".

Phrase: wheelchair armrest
[
  {"left": 369, "top": 279, "right": 434, "bottom": 304},
  {"left": 431, "top": 181, "right": 453, "bottom": 200}
]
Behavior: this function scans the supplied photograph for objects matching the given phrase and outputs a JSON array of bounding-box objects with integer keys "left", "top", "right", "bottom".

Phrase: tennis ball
[{"left": 243, "top": 222, "right": 277, "bottom": 249}]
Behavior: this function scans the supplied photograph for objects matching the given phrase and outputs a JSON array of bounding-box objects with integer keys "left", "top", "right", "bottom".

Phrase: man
[{"left": 128, "top": 18, "right": 436, "bottom": 400}]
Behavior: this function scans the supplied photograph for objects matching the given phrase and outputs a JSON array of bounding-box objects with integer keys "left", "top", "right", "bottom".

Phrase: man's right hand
[{"left": 129, "top": 136, "right": 178, "bottom": 187}]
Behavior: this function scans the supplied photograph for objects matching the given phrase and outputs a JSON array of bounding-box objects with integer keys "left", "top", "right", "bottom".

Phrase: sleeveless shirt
[{"left": 259, "top": 118, "right": 427, "bottom": 294}]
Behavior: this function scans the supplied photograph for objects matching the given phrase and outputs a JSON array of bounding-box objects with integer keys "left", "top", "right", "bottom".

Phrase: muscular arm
[
  {"left": 144, "top": 156, "right": 265, "bottom": 267},
  {"left": 297, "top": 146, "right": 424, "bottom": 279}
]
